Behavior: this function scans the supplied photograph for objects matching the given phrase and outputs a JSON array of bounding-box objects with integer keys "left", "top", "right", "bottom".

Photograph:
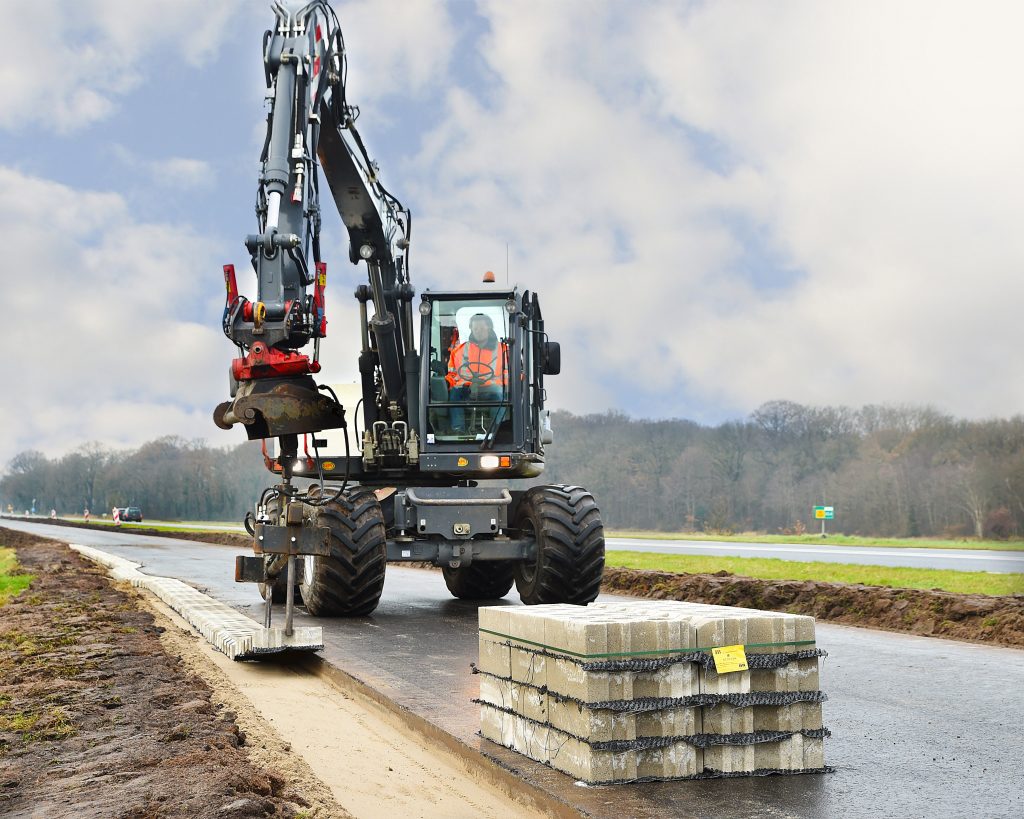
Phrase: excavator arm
[{"left": 214, "top": 0, "right": 411, "bottom": 444}]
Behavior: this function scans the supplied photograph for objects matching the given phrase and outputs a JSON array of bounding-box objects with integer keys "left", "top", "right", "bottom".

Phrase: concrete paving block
[
  {"left": 700, "top": 659, "right": 749, "bottom": 692},
  {"left": 480, "top": 701, "right": 509, "bottom": 746},
  {"left": 752, "top": 733, "right": 826, "bottom": 771},
  {"left": 510, "top": 714, "right": 551, "bottom": 763},
  {"left": 477, "top": 635, "right": 512, "bottom": 677},
  {"left": 628, "top": 614, "right": 689, "bottom": 660},
  {"left": 635, "top": 706, "right": 699, "bottom": 738},
  {"left": 746, "top": 613, "right": 790, "bottom": 683},
  {"left": 478, "top": 605, "right": 511, "bottom": 638},
  {"left": 511, "top": 681, "right": 548, "bottom": 723},
  {"left": 478, "top": 674, "right": 513, "bottom": 710},
  {"left": 802, "top": 736, "right": 826, "bottom": 769},
  {"left": 752, "top": 702, "right": 823, "bottom": 732},
  {"left": 701, "top": 702, "right": 754, "bottom": 735},
  {"left": 703, "top": 743, "right": 756, "bottom": 774},
  {"left": 510, "top": 646, "right": 547, "bottom": 688},
  {"left": 796, "top": 657, "right": 821, "bottom": 692},
  {"left": 505, "top": 607, "right": 550, "bottom": 647},
  {"left": 633, "top": 663, "right": 700, "bottom": 699},
  {"left": 546, "top": 657, "right": 632, "bottom": 702},
  {"left": 753, "top": 734, "right": 802, "bottom": 771},
  {"left": 548, "top": 699, "right": 636, "bottom": 743},
  {"left": 636, "top": 742, "right": 701, "bottom": 779},
  {"left": 749, "top": 665, "right": 793, "bottom": 692},
  {"left": 751, "top": 612, "right": 818, "bottom": 691},
  {"left": 546, "top": 727, "right": 638, "bottom": 784},
  {"left": 549, "top": 615, "right": 632, "bottom": 661}
]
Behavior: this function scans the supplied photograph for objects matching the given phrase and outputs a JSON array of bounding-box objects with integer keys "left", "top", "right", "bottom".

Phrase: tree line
[
  {"left": 2, "top": 401, "right": 1023, "bottom": 538},
  {"left": 0, "top": 438, "right": 269, "bottom": 523},
  {"left": 538, "top": 402, "right": 1024, "bottom": 539}
]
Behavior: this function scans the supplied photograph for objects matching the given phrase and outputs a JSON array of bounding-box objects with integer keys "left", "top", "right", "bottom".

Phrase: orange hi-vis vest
[{"left": 447, "top": 341, "right": 508, "bottom": 388}]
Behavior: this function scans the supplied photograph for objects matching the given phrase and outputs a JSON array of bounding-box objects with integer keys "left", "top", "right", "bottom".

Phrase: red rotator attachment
[{"left": 231, "top": 342, "right": 320, "bottom": 381}]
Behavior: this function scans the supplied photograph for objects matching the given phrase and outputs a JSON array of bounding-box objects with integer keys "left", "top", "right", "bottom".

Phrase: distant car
[{"left": 121, "top": 507, "right": 143, "bottom": 523}]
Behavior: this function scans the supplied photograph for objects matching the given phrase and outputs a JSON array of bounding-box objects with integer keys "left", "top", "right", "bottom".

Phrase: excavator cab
[
  {"left": 417, "top": 288, "right": 544, "bottom": 448},
  {"left": 418, "top": 288, "right": 558, "bottom": 478}
]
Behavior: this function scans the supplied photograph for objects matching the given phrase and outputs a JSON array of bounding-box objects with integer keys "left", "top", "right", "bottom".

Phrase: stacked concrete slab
[{"left": 477, "top": 601, "right": 828, "bottom": 784}]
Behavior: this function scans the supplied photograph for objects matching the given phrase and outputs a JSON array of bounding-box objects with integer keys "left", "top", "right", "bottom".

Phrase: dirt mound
[
  {"left": 0, "top": 529, "right": 336, "bottom": 818},
  {"left": 601, "top": 566, "right": 1024, "bottom": 648}
]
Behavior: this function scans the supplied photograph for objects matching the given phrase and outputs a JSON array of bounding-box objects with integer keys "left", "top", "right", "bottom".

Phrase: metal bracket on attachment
[{"left": 237, "top": 520, "right": 331, "bottom": 636}]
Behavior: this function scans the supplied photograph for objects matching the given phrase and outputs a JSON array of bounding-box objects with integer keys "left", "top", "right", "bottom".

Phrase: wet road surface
[{"left": 5, "top": 520, "right": 1023, "bottom": 818}]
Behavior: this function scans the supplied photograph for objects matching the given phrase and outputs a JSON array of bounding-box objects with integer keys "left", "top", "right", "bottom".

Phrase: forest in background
[{"left": 2, "top": 401, "right": 1023, "bottom": 539}]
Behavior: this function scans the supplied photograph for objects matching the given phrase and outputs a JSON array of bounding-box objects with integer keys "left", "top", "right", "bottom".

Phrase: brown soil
[
  {"left": 0, "top": 529, "right": 342, "bottom": 818},
  {"left": 601, "top": 566, "right": 1024, "bottom": 648}
]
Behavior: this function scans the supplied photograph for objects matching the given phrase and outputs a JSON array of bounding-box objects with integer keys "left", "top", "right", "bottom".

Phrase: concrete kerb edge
[
  {"left": 309, "top": 657, "right": 585, "bottom": 819},
  {"left": 67, "top": 543, "right": 323, "bottom": 661}
]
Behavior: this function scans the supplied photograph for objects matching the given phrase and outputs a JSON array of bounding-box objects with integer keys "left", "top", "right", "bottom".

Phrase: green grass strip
[
  {"left": 479, "top": 627, "right": 815, "bottom": 659},
  {"left": 606, "top": 530, "right": 1024, "bottom": 552},
  {"left": 0, "top": 546, "right": 34, "bottom": 606},
  {"left": 605, "top": 550, "right": 1024, "bottom": 597}
]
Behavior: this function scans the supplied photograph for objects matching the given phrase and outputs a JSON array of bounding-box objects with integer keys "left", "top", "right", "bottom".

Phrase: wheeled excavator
[{"left": 214, "top": 0, "right": 604, "bottom": 631}]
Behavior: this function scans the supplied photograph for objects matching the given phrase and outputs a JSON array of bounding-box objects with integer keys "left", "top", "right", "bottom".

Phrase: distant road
[
  {"left": 608, "top": 537, "right": 1024, "bottom": 574},
  {"left": 20, "top": 517, "right": 1024, "bottom": 574}
]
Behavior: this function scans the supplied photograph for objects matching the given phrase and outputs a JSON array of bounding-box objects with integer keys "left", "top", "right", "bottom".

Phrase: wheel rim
[{"left": 303, "top": 554, "right": 316, "bottom": 587}]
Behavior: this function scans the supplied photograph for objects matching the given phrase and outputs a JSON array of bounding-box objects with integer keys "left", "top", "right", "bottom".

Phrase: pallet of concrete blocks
[{"left": 476, "top": 601, "right": 830, "bottom": 784}]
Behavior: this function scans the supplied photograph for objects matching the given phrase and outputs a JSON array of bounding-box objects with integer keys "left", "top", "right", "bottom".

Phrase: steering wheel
[{"left": 457, "top": 360, "right": 496, "bottom": 386}]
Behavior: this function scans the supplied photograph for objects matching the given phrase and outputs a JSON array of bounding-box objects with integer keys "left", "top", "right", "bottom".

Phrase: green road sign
[{"left": 814, "top": 506, "right": 835, "bottom": 520}]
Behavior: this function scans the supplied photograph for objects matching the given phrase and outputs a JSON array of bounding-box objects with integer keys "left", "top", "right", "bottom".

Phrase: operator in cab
[{"left": 446, "top": 313, "right": 508, "bottom": 432}]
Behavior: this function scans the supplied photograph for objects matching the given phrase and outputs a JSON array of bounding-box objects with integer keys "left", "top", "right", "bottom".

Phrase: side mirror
[{"left": 542, "top": 341, "right": 561, "bottom": 375}]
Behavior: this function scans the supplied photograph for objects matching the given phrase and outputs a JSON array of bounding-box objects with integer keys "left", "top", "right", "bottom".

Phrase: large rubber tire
[
  {"left": 442, "top": 562, "right": 515, "bottom": 600},
  {"left": 299, "top": 486, "right": 387, "bottom": 616},
  {"left": 513, "top": 485, "right": 605, "bottom": 605}
]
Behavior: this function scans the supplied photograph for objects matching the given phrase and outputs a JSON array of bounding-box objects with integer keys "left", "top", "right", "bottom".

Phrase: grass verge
[
  {"left": 605, "top": 550, "right": 1024, "bottom": 597},
  {"left": 606, "top": 530, "right": 1024, "bottom": 552},
  {"left": 0, "top": 547, "right": 34, "bottom": 606}
]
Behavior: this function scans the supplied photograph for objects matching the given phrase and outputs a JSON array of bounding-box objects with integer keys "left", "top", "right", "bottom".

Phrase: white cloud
[
  {"left": 0, "top": 166, "right": 238, "bottom": 467},
  {"left": 149, "top": 157, "right": 214, "bottom": 190},
  {"left": 5, "top": 0, "right": 1024, "bottom": 482},
  {"left": 0, "top": 0, "right": 245, "bottom": 132},
  {"left": 332, "top": 0, "right": 457, "bottom": 102},
  {"left": 392, "top": 0, "right": 1024, "bottom": 419},
  {"left": 112, "top": 146, "right": 214, "bottom": 191}
]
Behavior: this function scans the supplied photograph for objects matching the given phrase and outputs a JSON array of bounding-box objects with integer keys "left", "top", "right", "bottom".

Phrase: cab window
[{"left": 426, "top": 298, "right": 511, "bottom": 442}]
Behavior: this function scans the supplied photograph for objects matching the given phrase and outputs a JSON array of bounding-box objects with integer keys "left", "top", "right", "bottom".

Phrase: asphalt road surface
[
  {"left": 48, "top": 517, "right": 1024, "bottom": 573},
  {"left": 4, "top": 519, "right": 1022, "bottom": 818}
]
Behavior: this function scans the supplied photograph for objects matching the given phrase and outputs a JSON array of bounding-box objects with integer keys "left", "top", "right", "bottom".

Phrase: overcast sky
[{"left": 2, "top": 0, "right": 1023, "bottom": 468}]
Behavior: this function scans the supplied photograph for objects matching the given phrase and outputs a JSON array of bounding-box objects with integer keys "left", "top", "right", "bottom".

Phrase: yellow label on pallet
[{"left": 711, "top": 644, "right": 749, "bottom": 674}]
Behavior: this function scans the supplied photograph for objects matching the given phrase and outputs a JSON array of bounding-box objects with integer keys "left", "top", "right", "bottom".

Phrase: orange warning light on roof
[{"left": 482, "top": 271, "right": 496, "bottom": 283}]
